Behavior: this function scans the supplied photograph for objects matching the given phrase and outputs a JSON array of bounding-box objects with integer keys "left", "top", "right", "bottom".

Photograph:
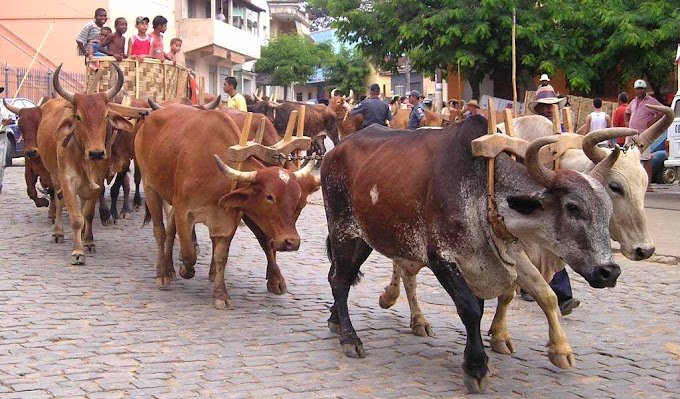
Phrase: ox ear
[
  {"left": 218, "top": 187, "right": 255, "bottom": 209},
  {"left": 108, "top": 111, "right": 134, "bottom": 132},
  {"left": 57, "top": 116, "right": 77, "bottom": 147},
  {"left": 507, "top": 194, "right": 543, "bottom": 215}
]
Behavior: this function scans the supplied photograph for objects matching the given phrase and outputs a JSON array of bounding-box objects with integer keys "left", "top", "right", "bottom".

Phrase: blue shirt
[
  {"left": 351, "top": 96, "right": 392, "bottom": 127},
  {"left": 408, "top": 103, "right": 426, "bottom": 130}
]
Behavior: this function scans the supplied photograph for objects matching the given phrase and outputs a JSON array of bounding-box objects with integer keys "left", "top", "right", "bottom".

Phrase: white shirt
[{"left": 589, "top": 111, "right": 608, "bottom": 145}]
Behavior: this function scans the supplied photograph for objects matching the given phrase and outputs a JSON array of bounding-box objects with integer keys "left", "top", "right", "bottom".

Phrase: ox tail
[{"left": 143, "top": 204, "right": 151, "bottom": 227}]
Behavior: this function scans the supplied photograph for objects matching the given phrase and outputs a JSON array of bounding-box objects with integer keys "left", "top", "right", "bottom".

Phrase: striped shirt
[{"left": 76, "top": 20, "right": 101, "bottom": 46}]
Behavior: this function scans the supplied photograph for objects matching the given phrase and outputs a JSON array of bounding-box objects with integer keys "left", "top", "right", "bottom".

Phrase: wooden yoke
[{"left": 484, "top": 98, "right": 514, "bottom": 239}]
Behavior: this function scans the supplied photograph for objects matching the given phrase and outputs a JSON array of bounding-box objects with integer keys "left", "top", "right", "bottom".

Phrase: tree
[
  {"left": 322, "top": 46, "right": 370, "bottom": 98},
  {"left": 255, "top": 34, "right": 333, "bottom": 99}
]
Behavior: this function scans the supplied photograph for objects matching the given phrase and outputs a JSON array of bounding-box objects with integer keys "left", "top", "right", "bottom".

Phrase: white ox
[{"left": 379, "top": 104, "right": 674, "bottom": 369}]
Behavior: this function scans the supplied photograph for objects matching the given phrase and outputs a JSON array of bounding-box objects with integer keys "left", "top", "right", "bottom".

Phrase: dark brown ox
[
  {"left": 249, "top": 98, "right": 338, "bottom": 154},
  {"left": 37, "top": 64, "right": 133, "bottom": 264},
  {"left": 321, "top": 116, "right": 619, "bottom": 393},
  {"left": 134, "top": 104, "right": 319, "bottom": 309},
  {"left": 3, "top": 98, "right": 55, "bottom": 218},
  {"left": 326, "top": 92, "right": 363, "bottom": 139}
]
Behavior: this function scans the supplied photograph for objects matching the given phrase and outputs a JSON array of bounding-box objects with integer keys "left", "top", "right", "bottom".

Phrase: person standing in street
[
  {"left": 350, "top": 84, "right": 392, "bottom": 128},
  {"left": 612, "top": 92, "right": 629, "bottom": 146},
  {"left": 223, "top": 76, "right": 247, "bottom": 112},
  {"left": 406, "top": 90, "right": 426, "bottom": 130},
  {"left": 583, "top": 98, "right": 611, "bottom": 144},
  {"left": 625, "top": 79, "right": 663, "bottom": 192}
]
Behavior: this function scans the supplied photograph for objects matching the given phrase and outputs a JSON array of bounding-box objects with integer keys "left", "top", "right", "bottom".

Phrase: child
[
  {"left": 166, "top": 38, "right": 184, "bottom": 65},
  {"left": 87, "top": 27, "right": 112, "bottom": 71},
  {"left": 100, "top": 17, "right": 128, "bottom": 62},
  {"left": 127, "top": 16, "right": 152, "bottom": 59},
  {"left": 149, "top": 15, "right": 172, "bottom": 61}
]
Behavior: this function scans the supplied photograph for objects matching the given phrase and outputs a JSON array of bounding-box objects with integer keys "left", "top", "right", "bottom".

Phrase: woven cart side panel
[
  {"left": 85, "top": 61, "right": 136, "bottom": 95},
  {"left": 136, "top": 62, "right": 163, "bottom": 101},
  {"left": 164, "top": 65, "right": 179, "bottom": 100}
]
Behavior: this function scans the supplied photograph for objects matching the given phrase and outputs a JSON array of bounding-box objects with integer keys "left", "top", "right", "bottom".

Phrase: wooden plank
[
  {"left": 240, "top": 112, "right": 253, "bottom": 146},
  {"left": 487, "top": 98, "right": 496, "bottom": 134},
  {"left": 562, "top": 107, "right": 573, "bottom": 133},
  {"left": 227, "top": 137, "right": 312, "bottom": 163},
  {"left": 283, "top": 110, "right": 298, "bottom": 142}
]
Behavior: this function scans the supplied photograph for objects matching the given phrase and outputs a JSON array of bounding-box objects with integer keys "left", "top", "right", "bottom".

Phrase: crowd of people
[{"left": 76, "top": 8, "right": 184, "bottom": 72}]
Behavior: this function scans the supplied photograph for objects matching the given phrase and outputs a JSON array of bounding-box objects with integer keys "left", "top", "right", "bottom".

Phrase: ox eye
[
  {"left": 75, "top": 114, "right": 82, "bottom": 121},
  {"left": 608, "top": 182, "right": 624, "bottom": 195},
  {"left": 566, "top": 203, "right": 581, "bottom": 218},
  {"left": 265, "top": 194, "right": 275, "bottom": 203}
]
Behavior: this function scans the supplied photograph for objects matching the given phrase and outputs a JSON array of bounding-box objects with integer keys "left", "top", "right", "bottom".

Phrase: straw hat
[
  {"left": 528, "top": 88, "right": 567, "bottom": 114},
  {"left": 467, "top": 99, "right": 479, "bottom": 108}
]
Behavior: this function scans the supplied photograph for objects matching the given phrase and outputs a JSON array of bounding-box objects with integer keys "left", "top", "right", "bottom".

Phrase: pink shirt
[
  {"left": 625, "top": 94, "right": 661, "bottom": 133},
  {"left": 130, "top": 34, "right": 152, "bottom": 56}
]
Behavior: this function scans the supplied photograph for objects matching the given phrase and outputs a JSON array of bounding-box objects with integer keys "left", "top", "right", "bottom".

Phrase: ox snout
[
  {"left": 25, "top": 149, "right": 38, "bottom": 159},
  {"left": 88, "top": 150, "right": 106, "bottom": 161},
  {"left": 269, "top": 236, "right": 301, "bottom": 252},
  {"left": 586, "top": 263, "right": 621, "bottom": 288},
  {"left": 633, "top": 246, "right": 655, "bottom": 261}
]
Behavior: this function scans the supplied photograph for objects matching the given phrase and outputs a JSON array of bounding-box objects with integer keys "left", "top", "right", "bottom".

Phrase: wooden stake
[
  {"left": 562, "top": 107, "right": 573, "bottom": 133},
  {"left": 503, "top": 108, "right": 516, "bottom": 160},
  {"left": 254, "top": 117, "right": 265, "bottom": 144},
  {"left": 240, "top": 112, "right": 252, "bottom": 146},
  {"left": 296, "top": 105, "right": 306, "bottom": 168},
  {"left": 283, "top": 110, "right": 298, "bottom": 142},
  {"left": 487, "top": 98, "right": 496, "bottom": 133}
]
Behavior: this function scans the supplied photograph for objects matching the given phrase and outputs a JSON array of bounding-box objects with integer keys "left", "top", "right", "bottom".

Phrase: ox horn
[
  {"left": 582, "top": 127, "right": 639, "bottom": 164},
  {"left": 214, "top": 155, "right": 257, "bottom": 182},
  {"left": 293, "top": 158, "right": 316, "bottom": 179},
  {"left": 147, "top": 98, "right": 164, "bottom": 110},
  {"left": 104, "top": 63, "right": 125, "bottom": 101},
  {"left": 252, "top": 91, "right": 262, "bottom": 102},
  {"left": 3, "top": 99, "right": 21, "bottom": 115},
  {"left": 202, "top": 95, "right": 221, "bottom": 110},
  {"left": 330, "top": 88, "right": 339, "bottom": 98},
  {"left": 525, "top": 136, "right": 560, "bottom": 189},
  {"left": 53, "top": 64, "right": 74, "bottom": 103},
  {"left": 344, "top": 89, "right": 354, "bottom": 101},
  {"left": 589, "top": 144, "right": 621, "bottom": 184},
  {"left": 635, "top": 105, "right": 675, "bottom": 152}
]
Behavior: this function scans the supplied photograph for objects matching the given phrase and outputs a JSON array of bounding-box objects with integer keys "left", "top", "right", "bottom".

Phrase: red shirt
[{"left": 612, "top": 104, "right": 627, "bottom": 144}]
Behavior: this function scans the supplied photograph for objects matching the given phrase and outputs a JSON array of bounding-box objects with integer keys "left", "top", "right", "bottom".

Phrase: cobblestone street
[{"left": 0, "top": 165, "right": 678, "bottom": 398}]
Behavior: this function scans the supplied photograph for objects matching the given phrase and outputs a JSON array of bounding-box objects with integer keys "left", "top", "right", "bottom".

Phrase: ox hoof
[
  {"left": 463, "top": 371, "right": 489, "bottom": 394},
  {"left": 378, "top": 293, "right": 397, "bottom": 309},
  {"left": 53, "top": 235, "right": 64, "bottom": 244},
  {"left": 214, "top": 299, "right": 234, "bottom": 310},
  {"left": 156, "top": 276, "right": 172, "bottom": 288},
  {"left": 490, "top": 337, "right": 516, "bottom": 355},
  {"left": 341, "top": 341, "right": 365, "bottom": 358},
  {"left": 70, "top": 254, "right": 86, "bottom": 265},
  {"left": 411, "top": 321, "right": 434, "bottom": 337},
  {"left": 266, "top": 279, "right": 287, "bottom": 295},
  {"left": 84, "top": 244, "right": 96, "bottom": 254},
  {"left": 179, "top": 265, "right": 195, "bottom": 279},
  {"left": 35, "top": 198, "right": 49, "bottom": 208},
  {"left": 327, "top": 321, "right": 340, "bottom": 335},
  {"left": 548, "top": 347, "right": 575, "bottom": 369}
]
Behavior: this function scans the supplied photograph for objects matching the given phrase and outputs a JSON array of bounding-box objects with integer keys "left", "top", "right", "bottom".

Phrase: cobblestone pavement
[{"left": 0, "top": 165, "right": 678, "bottom": 399}]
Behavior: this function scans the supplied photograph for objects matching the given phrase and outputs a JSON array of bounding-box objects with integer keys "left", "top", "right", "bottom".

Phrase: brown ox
[
  {"left": 249, "top": 99, "right": 338, "bottom": 154},
  {"left": 390, "top": 104, "right": 443, "bottom": 129},
  {"left": 37, "top": 64, "right": 133, "bottom": 264},
  {"left": 134, "top": 104, "right": 319, "bottom": 309},
  {"left": 326, "top": 92, "right": 363, "bottom": 139},
  {"left": 3, "top": 99, "right": 55, "bottom": 218}
]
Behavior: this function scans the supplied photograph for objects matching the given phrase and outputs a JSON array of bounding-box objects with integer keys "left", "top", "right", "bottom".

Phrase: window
[
  {"left": 188, "top": 0, "right": 196, "bottom": 18},
  {"left": 296, "top": 93, "right": 303, "bottom": 102},
  {"left": 308, "top": 92, "right": 312, "bottom": 100},
  {"left": 209, "top": 65, "right": 217, "bottom": 95}
]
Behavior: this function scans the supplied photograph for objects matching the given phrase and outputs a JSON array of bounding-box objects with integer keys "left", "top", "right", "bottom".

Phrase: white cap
[
  {"left": 540, "top": 74, "right": 550, "bottom": 82},
  {"left": 634, "top": 79, "right": 647, "bottom": 89}
]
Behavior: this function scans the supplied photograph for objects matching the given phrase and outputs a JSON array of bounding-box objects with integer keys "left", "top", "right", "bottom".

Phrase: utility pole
[{"left": 434, "top": 67, "right": 442, "bottom": 113}]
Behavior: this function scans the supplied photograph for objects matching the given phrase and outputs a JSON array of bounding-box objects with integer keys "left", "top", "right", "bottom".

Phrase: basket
[{"left": 85, "top": 57, "right": 193, "bottom": 101}]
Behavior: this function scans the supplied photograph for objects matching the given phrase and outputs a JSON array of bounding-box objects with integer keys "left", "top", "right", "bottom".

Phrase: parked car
[
  {"left": 650, "top": 131, "right": 674, "bottom": 184},
  {"left": 664, "top": 92, "right": 680, "bottom": 184},
  {"left": 0, "top": 97, "right": 36, "bottom": 166}
]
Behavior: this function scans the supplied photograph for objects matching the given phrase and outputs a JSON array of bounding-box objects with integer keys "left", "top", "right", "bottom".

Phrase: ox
[
  {"left": 37, "top": 64, "right": 133, "bottom": 264},
  {"left": 321, "top": 116, "right": 620, "bottom": 393},
  {"left": 249, "top": 97, "right": 338, "bottom": 154},
  {"left": 390, "top": 102, "right": 443, "bottom": 129},
  {"left": 134, "top": 104, "right": 319, "bottom": 309},
  {"left": 3, "top": 99, "right": 55, "bottom": 219},
  {"left": 326, "top": 90, "right": 363, "bottom": 139}
]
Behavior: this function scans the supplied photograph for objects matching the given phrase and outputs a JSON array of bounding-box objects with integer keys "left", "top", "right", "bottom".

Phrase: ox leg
[
  {"left": 174, "top": 208, "right": 197, "bottom": 279},
  {"left": 25, "top": 166, "right": 49, "bottom": 208},
  {"left": 133, "top": 162, "right": 142, "bottom": 209},
  {"left": 211, "top": 234, "right": 236, "bottom": 310},
  {"left": 109, "top": 171, "right": 123, "bottom": 222},
  {"left": 242, "top": 215, "right": 287, "bottom": 295},
  {"left": 162, "top": 207, "right": 177, "bottom": 280},
  {"left": 145, "top": 188, "right": 173, "bottom": 287},
  {"left": 60, "top": 182, "right": 86, "bottom": 265},
  {"left": 378, "top": 262, "right": 402, "bottom": 309},
  {"left": 510, "top": 247, "right": 574, "bottom": 369},
  {"left": 52, "top": 187, "right": 65, "bottom": 243},
  {"left": 327, "top": 236, "right": 373, "bottom": 358},
  {"left": 396, "top": 261, "right": 433, "bottom": 337},
  {"left": 98, "top": 186, "right": 112, "bottom": 225},
  {"left": 488, "top": 286, "right": 517, "bottom": 355},
  {"left": 47, "top": 187, "right": 56, "bottom": 223},
  {"left": 121, "top": 172, "right": 132, "bottom": 217},
  {"left": 81, "top": 196, "right": 98, "bottom": 254},
  {"left": 429, "top": 258, "right": 489, "bottom": 394}
]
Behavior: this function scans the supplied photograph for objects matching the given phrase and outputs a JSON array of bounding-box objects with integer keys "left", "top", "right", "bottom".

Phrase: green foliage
[
  {"left": 322, "top": 46, "right": 371, "bottom": 96},
  {"left": 313, "top": 0, "right": 680, "bottom": 97},
  {"left": 255, "top": 34, "right": 333, "bottom": 87}
]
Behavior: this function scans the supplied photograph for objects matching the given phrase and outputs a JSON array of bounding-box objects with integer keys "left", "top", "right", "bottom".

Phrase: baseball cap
[
  {"left": 369, "top": 83, "right": 380, "bottom": 92},
  {"left": 633, "top": 79, "right": 647, "bottom": 89},
  {"left": 540, "top": 73, "right": 550, "bottom": 82},
  {"left": 407, "top": 90, "right": 421, "bottom": 98},
  {"left": 136, "top": 16, "right": 150, "bottom": 24}
]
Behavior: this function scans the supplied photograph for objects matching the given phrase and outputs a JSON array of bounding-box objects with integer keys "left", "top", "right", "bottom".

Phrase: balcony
[
  {"left": 269, "top": 0, "right": 310, "bottom": 28},
  {"left": 179, "top": 18, "right": 261, "bottom": 62}
]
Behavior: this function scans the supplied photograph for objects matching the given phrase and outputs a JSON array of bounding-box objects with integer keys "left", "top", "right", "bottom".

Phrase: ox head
[
  {"left": 580, "top": 105, "right": 674, "bottom": 260},
  {"left": 3, "top": 99, "right": 43, "bottom": 158},
  {"left": 53, "top": 63, "right": 133, "bottom": 161},
  {"left": 501, "top": 136, "right": 620, "bottom": 288},
  {"left": 213, "top": 155, "right": 321, "bottom": 251},
  {"left": 327, "top": 88, "right": 353, "bottom": 117}
]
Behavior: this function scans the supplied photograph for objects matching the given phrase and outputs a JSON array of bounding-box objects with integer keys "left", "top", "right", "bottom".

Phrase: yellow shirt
[{"left": 226, "top": 93, "right": 247, "bottom": 112}]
